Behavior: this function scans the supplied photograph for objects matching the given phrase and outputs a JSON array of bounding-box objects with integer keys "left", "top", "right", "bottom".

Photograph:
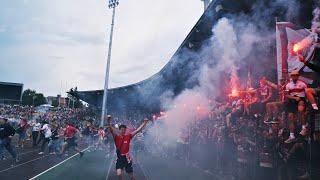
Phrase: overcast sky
[{"left": 0, "top": 0, "right": 203, "bottom": 96}]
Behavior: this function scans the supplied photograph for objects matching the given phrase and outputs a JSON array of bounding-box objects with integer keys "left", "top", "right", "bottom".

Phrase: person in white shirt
[
  {"left": 30, "top": 120, "right": 41, "bottom": 148},
  {"left": 284, "top": 70, "right": 307, "bottom": 143},
  {"left": 39, "top": 122, "right": 52, "bottom": 154}
]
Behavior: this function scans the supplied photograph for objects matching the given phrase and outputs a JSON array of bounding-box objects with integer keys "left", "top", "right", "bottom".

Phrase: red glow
[
  {"left": 229, "top": 71, "right": 240, "bottom": 97},
  {"left": 230, "top": 89, "right": 239, "bottom": 97},
  {"left": 232, "top": 89, "right": 237, "bottom": 94},
  {"left": 293, "top": 43, "right": 301, "bottom": 53}
]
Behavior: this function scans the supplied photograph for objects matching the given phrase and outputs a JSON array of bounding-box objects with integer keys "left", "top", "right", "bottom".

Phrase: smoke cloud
[
  {"left": 144, "top": 17, "right": 268, "bottom": 151},
  {"left": 312, "top": 7, "right": 320, "bottom": 25},
  {"left": 141, "top": 0, "right": 315, "bottom": 157}
]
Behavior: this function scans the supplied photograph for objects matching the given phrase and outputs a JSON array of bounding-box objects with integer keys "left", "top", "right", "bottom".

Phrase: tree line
[{"left": 21, "top": 89, "right": 83, "bottom": 108}]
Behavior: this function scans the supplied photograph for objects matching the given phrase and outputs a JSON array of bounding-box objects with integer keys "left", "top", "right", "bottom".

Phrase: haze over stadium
[{"left": 1, "top": 0, "right": 320, "bottom": 180}]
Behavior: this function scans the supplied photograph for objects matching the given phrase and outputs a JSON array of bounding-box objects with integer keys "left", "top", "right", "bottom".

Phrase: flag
[
  {"left": 276, "top": 22, "right": 294, "bottom": 84},
  {"left": 276, "top": 22, "right": 316, "bottom": 84}
]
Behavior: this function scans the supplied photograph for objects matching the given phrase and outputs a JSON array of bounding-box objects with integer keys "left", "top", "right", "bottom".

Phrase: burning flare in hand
[
  {"left": 229, "top": 89, "right": 239, "bottom": 97},
  {"left": 293, "top": 43, "right": 301, "bottom": 54}
]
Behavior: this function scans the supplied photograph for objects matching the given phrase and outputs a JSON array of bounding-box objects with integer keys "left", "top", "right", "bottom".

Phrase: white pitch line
[
  {"left": 0, "top": 155, "right": 50, "bottom": 173},
  {"left": 105, "top": 157, "right": 114, "bottom": 180},
  {"left": 29, "top": 147, "right": 89, "bottom": 180}
]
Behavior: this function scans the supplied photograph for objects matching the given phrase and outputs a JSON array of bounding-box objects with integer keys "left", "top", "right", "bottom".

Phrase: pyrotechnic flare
[
  {"left": 293, "top": 43, "right": 301, "bottom": 54},
  {"left": 229, "top": 89, "right": 239, "bottom": 97},
  {"left": 291, "top": 34, "right": 316, "bottom": 54},
  {"left": 292, "top": 7, "right": 320, "bottom": 55}
]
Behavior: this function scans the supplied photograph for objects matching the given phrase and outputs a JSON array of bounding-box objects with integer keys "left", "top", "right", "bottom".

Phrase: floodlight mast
[{"left": 100, "top": 0, "right": 119, "bottom": 127}]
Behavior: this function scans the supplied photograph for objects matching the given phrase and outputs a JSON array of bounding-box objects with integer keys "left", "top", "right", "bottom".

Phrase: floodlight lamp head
[{"left": 108, "top": 0, "right": 119, "bottom": 9}]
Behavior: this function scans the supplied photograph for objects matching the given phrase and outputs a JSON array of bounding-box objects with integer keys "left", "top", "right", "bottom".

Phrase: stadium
[
  {"left": 70, "top": 0, "right": 314, "bottom": 115},
  {"left": 1, "top": 0, "right": 320, "bottom": 180}
]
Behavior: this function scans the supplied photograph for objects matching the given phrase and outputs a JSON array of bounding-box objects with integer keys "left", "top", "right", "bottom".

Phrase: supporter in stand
[
  {"left": 263, "top": 79, "right": 287, "bottom": 123},
  {"left": 311, "top": 132, "right": 320, "bottom": 179},
  {"left": 285, "top": 134, "right": 309, "bottom": 179},
  {"left": 297, "top": 54, "right": 320, "bottom": 110},
  {"left": 243, "top": 88, "right": 259, "bottom": 116},
  {"left": 226, "top": 97, "right": 243, "bottom": 127},
  {"left": 257, "top": 78, "right": 273, "bottom": 114},
  {"left": 284, "top": 70, "right": 308, "bottom": 143}
]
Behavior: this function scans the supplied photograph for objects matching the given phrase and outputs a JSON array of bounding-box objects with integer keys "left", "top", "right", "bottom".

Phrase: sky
[{"left": 0, "top": 0, "right": 203, "bottom": 96}]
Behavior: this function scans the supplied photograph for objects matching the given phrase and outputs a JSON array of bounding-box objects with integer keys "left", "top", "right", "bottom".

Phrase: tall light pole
[{"left": 101, "top": 0, "right": 119, "bottom": 127}]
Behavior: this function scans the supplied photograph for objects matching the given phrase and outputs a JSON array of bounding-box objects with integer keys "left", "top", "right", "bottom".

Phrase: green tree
[
  {"left": 22, "top": 89, "right": 36, "bottom": 105},
  {"left": 22, "top": 89, "right": 47, "bottom": 106},
  {"left": 33, "top": 93, "right": 47, "bottom": 106}
]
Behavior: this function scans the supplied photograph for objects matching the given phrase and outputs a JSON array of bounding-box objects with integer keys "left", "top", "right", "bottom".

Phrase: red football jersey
[
  {"left": 64, "top": 125, "right": 77, "bottom": 138},
  {"left": 114, "top": 134, "right": 132, "bottom": 155}
]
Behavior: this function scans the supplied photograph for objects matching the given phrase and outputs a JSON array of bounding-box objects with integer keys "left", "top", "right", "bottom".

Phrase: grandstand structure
[
  {"left": 0, "top": 81, "right": 23, "bottom": 104},
  {"left": 201, "top": 0, "right": 211, "bottom": 10},
  {"left": 69, "top": 0, "right": 315, "bottom": 116}
]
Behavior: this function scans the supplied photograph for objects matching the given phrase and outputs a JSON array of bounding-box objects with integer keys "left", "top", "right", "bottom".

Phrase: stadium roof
[{"left": 0, "top": 81, "right": 23, "bottom": 87}]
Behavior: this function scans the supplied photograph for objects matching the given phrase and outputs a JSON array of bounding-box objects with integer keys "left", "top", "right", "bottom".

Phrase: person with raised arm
[{"left": 107, "top": 115, "right": 149, "bottom": 180}]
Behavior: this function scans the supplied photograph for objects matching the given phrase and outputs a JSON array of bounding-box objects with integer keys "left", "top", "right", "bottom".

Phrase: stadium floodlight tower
[{"left": 100, "top": 0, "right": 120, "bottom": 127}]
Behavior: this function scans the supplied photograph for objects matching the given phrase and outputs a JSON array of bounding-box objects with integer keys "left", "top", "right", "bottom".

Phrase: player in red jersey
[{"left": 107, "top": 115, "right": 149, "bottom": 180}]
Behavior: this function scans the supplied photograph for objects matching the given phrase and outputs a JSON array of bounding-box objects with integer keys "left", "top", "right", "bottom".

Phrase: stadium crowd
[
  {"left": 0, "top": 55, "right": 320, "bottom": 180},
  {"left": 0, "top": 105, "right": 100, "bottom": 163},
  {"left": 144, "top": 65, "right": 320, "bottom": 180}
]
